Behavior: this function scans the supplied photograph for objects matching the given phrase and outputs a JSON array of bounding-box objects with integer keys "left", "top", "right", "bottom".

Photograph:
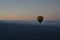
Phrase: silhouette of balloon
[{"left": 37, "top": 16, "right": 43, "bottom": 23}]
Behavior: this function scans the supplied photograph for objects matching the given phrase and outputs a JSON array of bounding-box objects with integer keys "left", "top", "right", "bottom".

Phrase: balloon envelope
[{"left": 37, "top": 16, "right": 43, "bottom": 23}]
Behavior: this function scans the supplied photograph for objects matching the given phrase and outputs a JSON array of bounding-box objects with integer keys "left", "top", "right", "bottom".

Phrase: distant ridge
[{"left": 0, "top": 20, "right": 60, "bottom": 25}]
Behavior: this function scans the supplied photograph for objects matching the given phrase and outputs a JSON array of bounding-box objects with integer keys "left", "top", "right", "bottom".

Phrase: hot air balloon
[{"left": 37, "top": 16, "right": 44, "bottom": 23}]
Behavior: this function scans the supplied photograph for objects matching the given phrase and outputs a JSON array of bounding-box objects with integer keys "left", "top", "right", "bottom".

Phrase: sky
[{"left": 0, "top": 0, "right": 60, "bottom": 20}]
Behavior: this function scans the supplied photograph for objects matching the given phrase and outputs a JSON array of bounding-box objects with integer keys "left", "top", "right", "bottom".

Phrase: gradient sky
[{"left": 0, "top": 0, "right": 60, "bottom": 20}]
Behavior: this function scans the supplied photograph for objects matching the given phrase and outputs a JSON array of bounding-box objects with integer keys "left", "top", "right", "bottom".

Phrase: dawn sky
[{"left": 0, "top": 0, "right": 60, "bottom": 20}]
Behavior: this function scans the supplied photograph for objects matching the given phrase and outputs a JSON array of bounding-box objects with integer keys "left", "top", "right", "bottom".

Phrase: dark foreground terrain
[{"left": 0, "top": 23, "right": 60, "bottom": 40}]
